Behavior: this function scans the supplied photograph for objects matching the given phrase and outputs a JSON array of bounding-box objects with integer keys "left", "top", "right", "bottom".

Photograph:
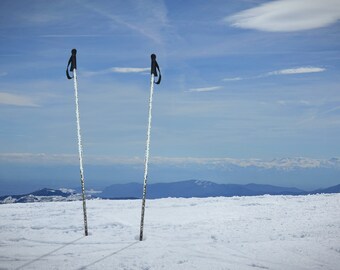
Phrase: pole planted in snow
[
  {"left": 139, "top": 54, "right": 161, "bottom": 241},
  {"left": 66, "top": 49, "right": 89, "bottom": 236}
]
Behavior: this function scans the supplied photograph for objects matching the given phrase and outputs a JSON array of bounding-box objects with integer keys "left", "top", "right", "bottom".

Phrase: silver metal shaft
[
  {"left": 139, "top": 73, "right": 155, "bottom": 241},
  {"left": 73, "top": 69, "right": 88, "bottom": 236}
]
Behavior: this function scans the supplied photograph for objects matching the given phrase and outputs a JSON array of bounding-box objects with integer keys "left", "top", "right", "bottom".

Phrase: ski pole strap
[
  {"left": 66, "top": 49, "right": 77, "bottom": 80},
  {"left": 151, "top": 54, "right": 161, "bottom": 85}
]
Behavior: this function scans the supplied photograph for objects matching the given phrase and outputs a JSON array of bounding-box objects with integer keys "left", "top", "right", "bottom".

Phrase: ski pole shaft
[
  {"left": 139, "top": 73, "right": 155, "bottom": 241},
  {"left": 73, "top": 68, "right": 88, "bottom": 236},
  {"left": 66, "top": 49, "right": 88, "bottom": 236}
]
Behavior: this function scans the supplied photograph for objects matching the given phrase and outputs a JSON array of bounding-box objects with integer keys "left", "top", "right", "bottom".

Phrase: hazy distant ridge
[
  {"left": 100, "top": 180, "right": 308, "bottom": 199},
  {"left": 1, "top": 180, "right": 340, "bottom": 204}
]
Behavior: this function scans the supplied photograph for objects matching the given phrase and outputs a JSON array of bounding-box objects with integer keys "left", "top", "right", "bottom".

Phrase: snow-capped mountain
[{"left": 0, "top": 188, "right": 86, "bottom": 204}]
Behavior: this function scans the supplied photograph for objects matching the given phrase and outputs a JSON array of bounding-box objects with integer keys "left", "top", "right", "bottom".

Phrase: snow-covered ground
[{"left": 0, "top": 194, "right": 339, "bottom": 270}]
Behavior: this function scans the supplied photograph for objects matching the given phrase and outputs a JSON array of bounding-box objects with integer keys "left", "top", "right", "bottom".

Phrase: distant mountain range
[
  {"left": 1, "top": 180, "right": 340, "bottom": 204},
  {"left": 99, "top": 180, "right": 340, "bottom": 199}
]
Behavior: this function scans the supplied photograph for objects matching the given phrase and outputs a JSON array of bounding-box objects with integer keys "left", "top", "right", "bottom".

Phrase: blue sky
[{"left": 1, "top": 0, "right": 340, "bottom": 193}]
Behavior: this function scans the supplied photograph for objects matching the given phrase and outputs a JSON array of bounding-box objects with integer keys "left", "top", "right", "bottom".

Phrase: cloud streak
[
  {"left": 80, "top": 1, "right": 169, "bottom": 44},
  {"left": 82, "top": 67, "right": 149, "bottom": 77},
  {"left": 110, "top": 67, "right": 150, "bottom": 73},
  {"left": 222, "top": 66, "right": 326, "bottom": 82},
  {"left": 226, "top": 0, "right": 340, "bottom": 32},
  {"left": 188, "top": 86, "right": 222, "bottom": 92},
  {"left": 1, "top": 153, "right": 340, "bottom": 170},
  {"left": 0, "top": 92, "right": 39, "bottom": 107},
  {"left": 267, "top": 67, "right": 326, "bottom": 75},
  {"left": 151, "top": 157, "right": 340, "bottom": 170},
  {"left": 222, "top": 77, "right": 242, "bottom": 82}
]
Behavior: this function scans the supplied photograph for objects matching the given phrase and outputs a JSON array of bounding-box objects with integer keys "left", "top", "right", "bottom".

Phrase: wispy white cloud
[
  {"left": 226, "top": 0, "right": 340, "bottom": 32},
  {"left": 302, "top": 104, "right": 340, "bottom": 125},
  {"left": 0, "top": 72, "right": 8, "bottom": 77},
  {"left": 80, "top": 0, "right": 169, "bottom": 44},
  {"left": 222, "top": 77, "right": 242, "bottom": 82},
  {"left": 1, "top": 153, "right": 339, "bottom": 170},
  {"left": 188, "top": 86, "right": 222, "bottom": 92},
  {"left": 267, "top": 67, "right": 326, "bottom": 75},
  {"left": 150, "top": 156, "right": 340, "bottom": 170},
  {"left": 320, "top": 105, "right": 340, "bottom": 116},
  {"left": 277, "top": 100, "right": 312, "bottom": 106},
  {"left": 0, "top": 92, "right": 39, "bottom": 107},
  {"left": 82, "top": 67, "right": 149, "bottom": 77},
  {"left": 110, "top": 67, "right": 150, "bottom": 73},
  {"left": 0, "top": 153, "right": 79, "bottom": 165},
  {"left": 0, "top": 153, "right": 142, "bottom": 166},
  {"left": 222, "top": 67, "right": 326, "bottom": 82}
]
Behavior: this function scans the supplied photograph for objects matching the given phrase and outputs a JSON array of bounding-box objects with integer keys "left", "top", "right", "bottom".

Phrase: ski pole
[
  {"left": 66, "top": 49, "right": 89, "bottom": 236},
  {"left": 139, "top": 54, "right": 161, "bottom": 241}
]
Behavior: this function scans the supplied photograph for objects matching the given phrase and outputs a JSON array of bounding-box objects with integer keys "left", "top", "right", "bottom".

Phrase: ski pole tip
[
  {"left": 71, "top": 48, "right": 77, "bottom": 55},
  {"left": 151, "top": 54, "right": 156, "bottom": 60}
]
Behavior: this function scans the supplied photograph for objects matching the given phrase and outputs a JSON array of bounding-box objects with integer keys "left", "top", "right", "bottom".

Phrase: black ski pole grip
[
  {"left": 151, "top": 54, "right": 157, "bottom": 76},
  {"left": 66, "top": 48, "right": 77, "bottom": 79},
  {"left": 70, "top": 48, "right": 77, "bottom": 71},
  {"left": 151, "top": 54, "right": 161, "bottom": 84}
]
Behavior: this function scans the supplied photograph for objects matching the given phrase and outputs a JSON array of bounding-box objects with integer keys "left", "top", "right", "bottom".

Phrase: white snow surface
[{"left": 0, "top": 194, "right": 339, "bottom": 270}]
